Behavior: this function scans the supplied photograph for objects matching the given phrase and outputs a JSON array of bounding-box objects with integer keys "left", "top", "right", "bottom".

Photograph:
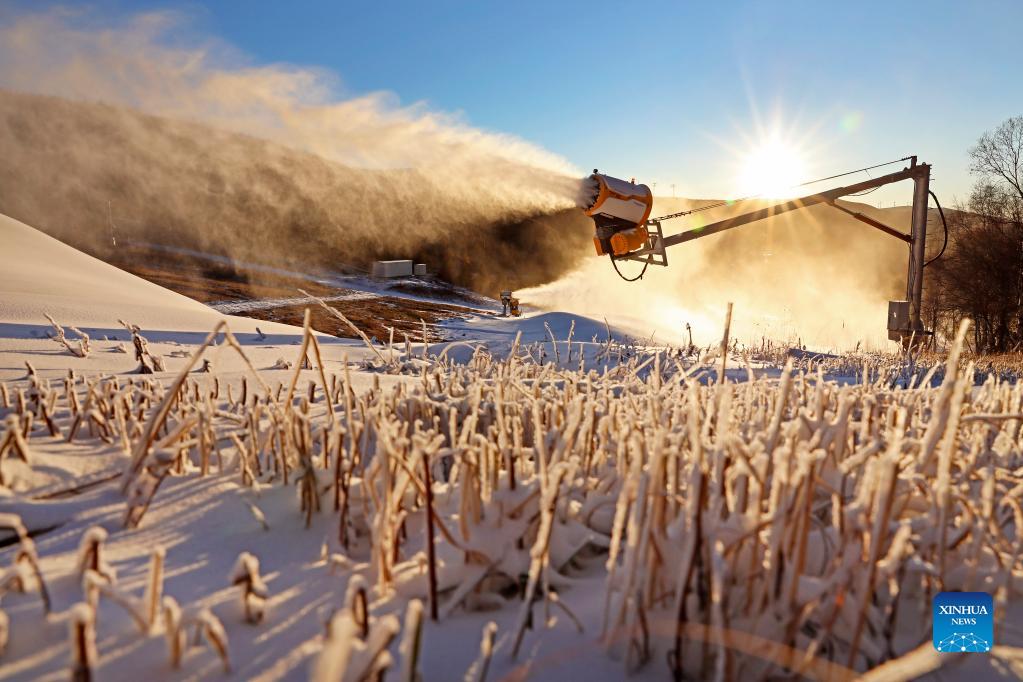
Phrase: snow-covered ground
[
  {"left": 2, "top": 213, "right": 1021, "bottom": 682},
  {"left": 0, "top": 215, "right": 661, "bottom": 680}
]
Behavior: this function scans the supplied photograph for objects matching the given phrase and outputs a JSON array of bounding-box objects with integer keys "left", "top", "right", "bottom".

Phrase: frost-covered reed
[{"left": 4, "top": 313, "right": 1023, "bottom": 679}]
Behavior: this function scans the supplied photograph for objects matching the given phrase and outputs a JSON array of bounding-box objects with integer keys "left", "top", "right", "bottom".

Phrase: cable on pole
[{"left": 924, "top": 190, "right": 949, "bottom": 267}]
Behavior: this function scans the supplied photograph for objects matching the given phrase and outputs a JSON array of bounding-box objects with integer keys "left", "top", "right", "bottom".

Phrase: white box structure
[
  {"left": 413, "top": 263, "right": 427, "bottom": 276},
  {"left": 372, "top": 260, "right": 413, "bottom": 278}
]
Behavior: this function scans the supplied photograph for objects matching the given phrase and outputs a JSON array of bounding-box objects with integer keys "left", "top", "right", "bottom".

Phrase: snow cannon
[{"left": 581, "top": 172, "right": 653, "bottom": 257}]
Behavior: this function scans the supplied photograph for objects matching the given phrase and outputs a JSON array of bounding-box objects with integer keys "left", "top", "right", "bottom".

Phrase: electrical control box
[{"left": 887, "top": 300, "right": 911, "bottom": 341}]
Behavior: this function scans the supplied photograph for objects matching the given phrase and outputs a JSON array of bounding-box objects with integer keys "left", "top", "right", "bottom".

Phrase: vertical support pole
[{"left": 907, "top": 165, "right": 930, "bottom": 333}]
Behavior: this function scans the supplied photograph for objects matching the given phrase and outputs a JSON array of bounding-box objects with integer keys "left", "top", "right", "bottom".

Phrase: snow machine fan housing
[{"left": 582, "top": 172, "right": 654, "bottom": 257}]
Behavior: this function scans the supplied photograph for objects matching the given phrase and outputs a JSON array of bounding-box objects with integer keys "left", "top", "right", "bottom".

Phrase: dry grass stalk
[
  {"left": 7, "top": 309, "right": 1023, "bottom": 679},
  {"left": 718, "top": 302, "right": 732, "bottom": 384},
  {"left": 301, "top": 290, "right": 386, "bottom": 364},
  {"left": 0, "top": 610, "right": 8, "bottom": 657},
  {"left": 144, "top": 547, "right": 165, "bottom": 632},
  {"left": 0, "top": 513, "right": 51, "bottom": 613},
  {"left": 465, "top": 621, "right": 498, "bottom": 682},
  {"left": 76, "top": 526, "right": 115, "bottom": 583},
  {"left": 45, "top": 313, "right": 89, "bottom": 358},
  {"left": 162, "top": 596, "right": 186, "bottom": 668},
  {"left": 68, "top": 602, "right": 96, "bottom": 682},
  {"left": 195, "top": 608, "right": 231, "bottom": 673},
  {"left": 398, "top": 599, "right": 424, "bottom": 682},
  {"left": 230, "top": 551, "right": 268, "bottom": 624}
]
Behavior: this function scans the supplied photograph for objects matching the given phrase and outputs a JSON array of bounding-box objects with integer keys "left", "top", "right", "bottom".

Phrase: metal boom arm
[
  {"left": 621, "top": 158, "right": 932, "bottom": 341},
  {"left": 659, "top": 164, "right": 925, "bottom": 247}
]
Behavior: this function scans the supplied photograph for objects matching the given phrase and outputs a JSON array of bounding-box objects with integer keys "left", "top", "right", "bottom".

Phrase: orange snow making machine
[{"left": 580, "top": 172, "right": 654, "bottom": 257}]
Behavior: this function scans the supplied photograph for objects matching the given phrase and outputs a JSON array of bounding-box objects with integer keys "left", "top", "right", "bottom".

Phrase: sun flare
[{"left": 736, "top": 136, "right": 808, "bottom": 198}]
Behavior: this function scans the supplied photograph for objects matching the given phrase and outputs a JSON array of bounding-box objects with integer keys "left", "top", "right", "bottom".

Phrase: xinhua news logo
[{"left": 933, "top": 592, "right": 993, "bottom": 653}]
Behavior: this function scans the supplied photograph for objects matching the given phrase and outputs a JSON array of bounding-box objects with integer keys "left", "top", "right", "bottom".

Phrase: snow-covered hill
[{"left": 0, "top": 213, "right": 301, "bottom": 336}]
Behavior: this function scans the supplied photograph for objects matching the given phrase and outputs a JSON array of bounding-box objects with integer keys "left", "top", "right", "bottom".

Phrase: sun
[{"left": 736, "top": 135, "right": 808, "bottom": 198}]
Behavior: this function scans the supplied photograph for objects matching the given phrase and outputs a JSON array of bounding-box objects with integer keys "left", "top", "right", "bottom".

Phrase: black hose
[
  {"left": 611, "top": 256, "right": 649, "bottom": 282},
  {"left": 924, "top": 190, "right": 948, "bottom": 267}
]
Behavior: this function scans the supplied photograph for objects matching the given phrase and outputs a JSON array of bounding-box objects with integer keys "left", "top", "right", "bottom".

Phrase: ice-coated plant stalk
[
  {"left": 511, "top": 465, "right": 566, "bottom": 658},
  {"left": 0, "top": 513, "right": 50, "bottom": 613},
  {"left": 344, "top": 575, "right": 370, "bottom": 639},
  {"left": 398, "top": 599, "right": 424, "bottom": 682},
  {"left": 69, "top": 602, "right": 96, "bottom": 682},
  {"left": 0, "top": 610, "right": 8, "bottom": 657},
  {"left": 313, "top": 610, "right": 357, "bottom": 682},
  {"left": 718, "top": 302, "right": 732, "bottom": 385},
  {"left": 196, "top": 608, "right": 231, "bottom": 673},
  {"left": 422, "top": 447, "right": 439, "bottom": 621},
  {"left": 162, "top": 596, "right": 185, "bottom": 669},
  {"left": 76, "top": 527, "right": 115, "bottom": 583},
  {"left": 466, "top": 621, "right": 497, "bottom": 682},
  {"left": 9, "top": 307, "right": 1023, "bottom": 680},
  {"left": 230, "top": 551, "right": 268, "bottom": 624}
]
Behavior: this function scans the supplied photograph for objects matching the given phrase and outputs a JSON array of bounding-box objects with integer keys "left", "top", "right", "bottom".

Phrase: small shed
[{"left": 372, "top": 260, "right": 413, "bottom": 278}]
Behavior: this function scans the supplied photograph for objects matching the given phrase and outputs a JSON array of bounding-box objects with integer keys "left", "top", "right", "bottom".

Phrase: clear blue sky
[{"left": 16, "top": 1, "right": 1023, "bottom": 205}]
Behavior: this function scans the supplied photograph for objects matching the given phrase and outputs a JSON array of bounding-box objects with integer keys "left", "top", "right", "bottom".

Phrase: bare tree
[
  {"left": 969, "top": 115, "right": 1023, "bottom": 203},
  {"left": 926, "top": 116, "right": 1023, "bottom": 352}
]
